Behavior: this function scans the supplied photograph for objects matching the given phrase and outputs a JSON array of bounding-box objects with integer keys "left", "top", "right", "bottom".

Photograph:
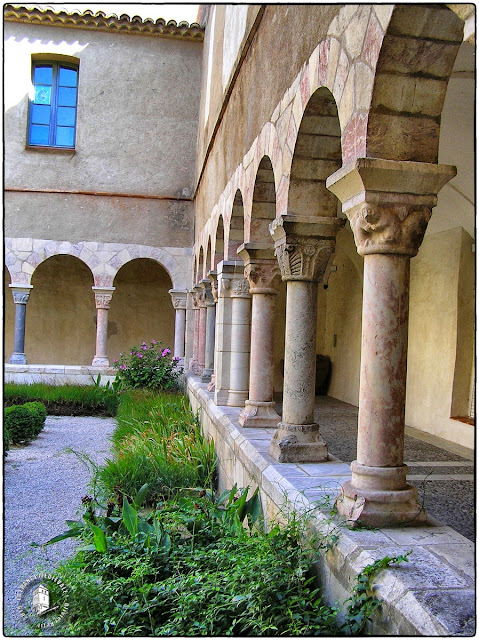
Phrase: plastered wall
[{"left": 4, "top": 20, "right": 201, "bottom": 247}]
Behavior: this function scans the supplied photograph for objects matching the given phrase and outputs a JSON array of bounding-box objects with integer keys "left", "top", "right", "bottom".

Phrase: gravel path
[{"left": 4, "top": 416, "right": 116, "bottom": 635}]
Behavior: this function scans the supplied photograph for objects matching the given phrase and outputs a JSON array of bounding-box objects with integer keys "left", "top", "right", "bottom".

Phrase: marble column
[
  {"left": 169, "top": 289, "right": 187, "bottom": 366},
  {"left": 197, "top": 281, "right": 208, "bottom": 375},
  {"left": 184, "top": 289, "right": 195, "bottom": 369},
  {"left": 269, "top": 215, "right": 344, "bottom": 462},
  {"left": 227, "top": 276, "right": 252, "bottom": 406},
  {"left": 214, "top": 260, "right": 246, "bottom": 406},
  {"left": 92, "top": 286, "right": 115, "bottom": 366},
  {"left": 237, "top": 245, "right": 282, "bottom": 427},
  {"left": 201, "top": 276, "right": 216, "bottom": 383},
  {"left": 327, "top": 157, "right": 456, "bottom": 527},
  {"left": 9, "top": 284, "right": 33, "bottom": 364},
  {"left": 206, "top": 271, "right": 218, "bottom": 391},
  {"left": 188, "top": 289, "right": 199, "bottom": 371}
]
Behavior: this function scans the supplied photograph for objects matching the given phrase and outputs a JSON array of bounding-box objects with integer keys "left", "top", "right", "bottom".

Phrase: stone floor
[{"left": 274, "top": 395, "right": 475, "bottom": 542}]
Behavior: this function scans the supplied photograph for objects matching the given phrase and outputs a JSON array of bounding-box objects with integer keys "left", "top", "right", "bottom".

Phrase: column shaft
[
  {"left": 174, "top": 308, "right": 186, "bottom": 360},
  {"left": 357, "top": 254, "right": 409, "bottom": 468},
  {"left": 227, "top": 296, "right": 251, "bottom": 406},
  {"left": 9, "top": 286, "right": 33, "bottom": 365},
  {"left": 92, "top": 287, "right": 115, "bottom": 367},
  {"left": 282, "top": 280, "right": 318, "bottom": 425},
  {"left": 201, "top": 303, "right": 216, "bottom": 382},
  {"left": 198, "top": 305, "right": 207, "bottom": 372}
]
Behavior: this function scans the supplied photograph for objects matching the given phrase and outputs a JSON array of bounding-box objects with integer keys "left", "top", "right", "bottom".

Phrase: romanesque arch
[
  {"left": 28, "top": 254, "right": 95, "bottom": 365},
  {"left": 109, "top": 258, "right": 175, "bottom": 363}
]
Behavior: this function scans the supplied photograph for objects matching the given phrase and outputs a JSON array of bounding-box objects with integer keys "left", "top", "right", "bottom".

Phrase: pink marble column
[
  {"left": 227, "top": 277, "right": 252, "bottom": 407},
  {"left": 327, "top": 157, "right": 456, "bottom": 527},
  {"left": 197, "top": 282, "right": 207, "bottom": 375},
  {"left": 189, "top": 287, "right": 200, "bottom": 373},
  {"left": 237, "top": 246, "right": 282, "bottom": 427},
  {"left": 206, "top": 271, "right": 218, "bottom": 392},
  {"left": 269, "top": 216, "right": 344, "bottom": 462},
  {"left": 92, "top": 286, "right": 115, "bottom": 366}
]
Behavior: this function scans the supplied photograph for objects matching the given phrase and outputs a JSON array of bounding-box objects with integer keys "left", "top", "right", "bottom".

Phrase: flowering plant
[{"left": 113, "top": 340, "right": 182, "bottom": 391}]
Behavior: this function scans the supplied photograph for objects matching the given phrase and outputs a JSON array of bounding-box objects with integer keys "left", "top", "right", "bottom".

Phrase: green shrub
[
  {"left": 4, "top": 402, "right": 47, "bottom": 445},
  {"left": 113, "top": 340, "right": 182, "bottom": 391},
  {"left": 23, "top": 402, "right": 47, "bottom": 435},
  {"left": 4, "top": 383, "right": 119, "bottom": 416}
]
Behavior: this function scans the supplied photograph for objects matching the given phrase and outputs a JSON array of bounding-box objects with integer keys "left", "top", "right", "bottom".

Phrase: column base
[
  {"left": 239, "top": 400, "right": 281, "bottom": 428},
  {"left": 226, "top": 390, "right": 249, "bottom": 407},
  {"left": 269, "top": 422, "right": 328, "bottom": 463},
  {"left": 335, "top": 461, "right": 427, "bottom": 527},
  {"left": 215, "top": 388, "right": 229, "bottom": 406},
  {"left": 207, "top": 374, "right": 216, "bottom": 392},
  {"left": 92, "top": 356, "right": 109, "bottom": 366},
  {"left": 9, "top": 352, "right": 27, "bottom": 365},
  {"left": 200, "top": 368, "right": 214, "bottom": 383}
]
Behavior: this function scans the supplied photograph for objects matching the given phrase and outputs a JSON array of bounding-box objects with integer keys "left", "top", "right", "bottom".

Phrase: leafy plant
[{"left": 113, "top": 340, "right": 182, "bottom": 391}]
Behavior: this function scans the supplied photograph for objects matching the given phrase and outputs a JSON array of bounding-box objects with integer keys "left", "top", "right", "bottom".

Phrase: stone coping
[
  {"left": 187, "top": 374, "right": 475, "bottom": 636},
  {"left": 4, "top": 363, "right": 115, "bottom": 386}
]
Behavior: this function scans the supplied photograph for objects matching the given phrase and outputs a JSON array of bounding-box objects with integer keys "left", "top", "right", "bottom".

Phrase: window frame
[{"left": 27, "top": 60, "right": 79, "bottom": 149}]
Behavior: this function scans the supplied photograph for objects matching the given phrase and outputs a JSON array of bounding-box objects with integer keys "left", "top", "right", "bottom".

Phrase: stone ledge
[
  {"left": 187, "top": 374, "right": 475, "bottom": 636},
  {"left": 4, "top": 363, "right": 116, "bottom": 386}
]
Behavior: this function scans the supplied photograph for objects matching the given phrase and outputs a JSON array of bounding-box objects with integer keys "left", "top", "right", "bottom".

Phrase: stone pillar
[
  {"left": 214, "top": 260, "right": 245, "bottom": 406},
  {"left": 227, "top": 276, "right": 252, "bottom": 407},
  {"left": 184, "top": 289, "right": 195, "bottom": 368},
  {"left": 236, "top": 245, "right": 282, "bottom": 427},
  {"left": 169, "top": 289, "right": 187, "bottom": 366},
  {"left": 92, "top": 286, "right": 115, "bottom": 366},
  {"left": 201, "top": 275, "right": 216, "bottom": 383},
  {"left": 197, "top": 281, "right": 208, "bottom": 375},
  {"left": 269, "top": 215, "right": 344, "bottom": 462},
  {"left": 189, "top": 286, "right": 201, "bottom": 373},
  {"left": 206, "top": 271, "right": 218, "bottom": 391},
  {"left": 9, "top": 285, "right": 33, "bottom": 364},
  {"left": 327, "top": 157, "right": 456, "bottom": 527}
]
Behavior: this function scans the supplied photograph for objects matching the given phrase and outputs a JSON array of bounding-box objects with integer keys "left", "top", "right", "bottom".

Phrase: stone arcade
[{"left": 4, "top": 4, "right": 475, "bottom": 634}]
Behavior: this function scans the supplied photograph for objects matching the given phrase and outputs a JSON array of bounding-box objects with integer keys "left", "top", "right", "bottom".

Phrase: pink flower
[
  {"left": 130, "top": 352, "right": 134, "bottom": 355},
  {"left": 138, "top": 354, "right": 143, "bottom": 358},
  {"left": 120, "top": 364, "right": 126, "bottom": 370},
  {"left": 142, "top": 345, "right": 147, "bottom": 350},
  {"left": 162, "top": 348, "right": 171, "bottom": 357},
  {"left": 142, "top": 342, "right": 147, "bottom": 346},
  {"left": 151, "top": 339, "right": 157, "bottom": 345},
  {"left": 113, "top": 359, "right": 118, "bottom": 363},
  {"left": 173, "top": 356, "right": 180, "bottom": 362}
]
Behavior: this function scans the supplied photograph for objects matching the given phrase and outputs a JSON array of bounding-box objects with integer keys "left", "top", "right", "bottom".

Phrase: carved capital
[
  {"left": 231, "top": 277, "right": 251, "bottom": 298},
  {"left": 245, "top": 261, "right": 282, "bottom": 294},
  {"left": 270, "top": 215, "right": 344, "bottom": 282},
  {"left": 208, "top": 271, "right": 219, "bottom": 303},
  {"left": 169, "top": 289, "right": 187, "bottom": 309},
  {"left": 326, "top": 158, "right": 457, "bottom": 257},
  {"left": 10, "top": 285, "right": 33, "bottom": 305},
  {"left": 92, "top": 286, "right": 115, "bottom": 309},
  {"left": 347, "top": 200, "right": 433, "bottom": 256},
  {"left": 200, "top": 279, "right": 215, "bottom": 306}
]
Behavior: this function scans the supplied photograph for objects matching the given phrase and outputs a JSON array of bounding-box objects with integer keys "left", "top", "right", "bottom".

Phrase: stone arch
[
  {"left": 213, "top": 214, "right": 225, "bottom": 267},
  {"left": 247, "top": 155, "right": 277, "bottom": 245},
  {"left": 110, "top": 257, "right": 175, "bottom": 363},
  {"left": 28, "top": 254, "right": 95, "bottom": 365},
  {"left": 205, "top": 236, "right": 213, "bottom": 277},
  {"left": 366, "top": 5, "right": 464, "bottom": 163},
  {"left": 226, "top": 189, "right": 245, "bottom": 259},
  {"left": 288, "top": 86, "right": 342, "bottom": 218},
  {"left": 196, "top": 246, "right": 204, "bottom": 283},
  {"left": 106, "top": 246, "right": 182, "bottom": 289}
]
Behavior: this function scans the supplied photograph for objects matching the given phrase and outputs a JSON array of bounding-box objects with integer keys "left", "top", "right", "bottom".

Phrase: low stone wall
[
  {"left": 4, "top": 364, "right": 115, "bottom": 386},
  {"left": 187, "top": 374, "right": 475, "bottom": 636}
]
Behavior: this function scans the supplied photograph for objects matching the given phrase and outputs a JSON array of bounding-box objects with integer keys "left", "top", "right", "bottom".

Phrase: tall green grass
[
  {"left": 4, "top": 383, "right": 119, "bottom": 416},
  {"left": 99, "top": 390, "right": 216, "bottom": 504}
]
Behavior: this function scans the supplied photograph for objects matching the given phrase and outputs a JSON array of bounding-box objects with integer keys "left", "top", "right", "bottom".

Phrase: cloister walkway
[
  {"left": 307, "top": 396, "right": 474, "bottom": 541},
  {"left": 4, "top": 415, "right": 116, "bottom": 635}
]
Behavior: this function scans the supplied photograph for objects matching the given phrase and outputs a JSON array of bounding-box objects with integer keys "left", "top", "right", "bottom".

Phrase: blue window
[{"left": 28, "top": 62, "right": 78, "bottom": 148}]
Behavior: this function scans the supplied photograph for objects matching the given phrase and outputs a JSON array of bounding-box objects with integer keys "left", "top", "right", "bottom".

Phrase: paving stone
[{"left": 408, "top": 589, "right": 476, "bottom": 636}]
